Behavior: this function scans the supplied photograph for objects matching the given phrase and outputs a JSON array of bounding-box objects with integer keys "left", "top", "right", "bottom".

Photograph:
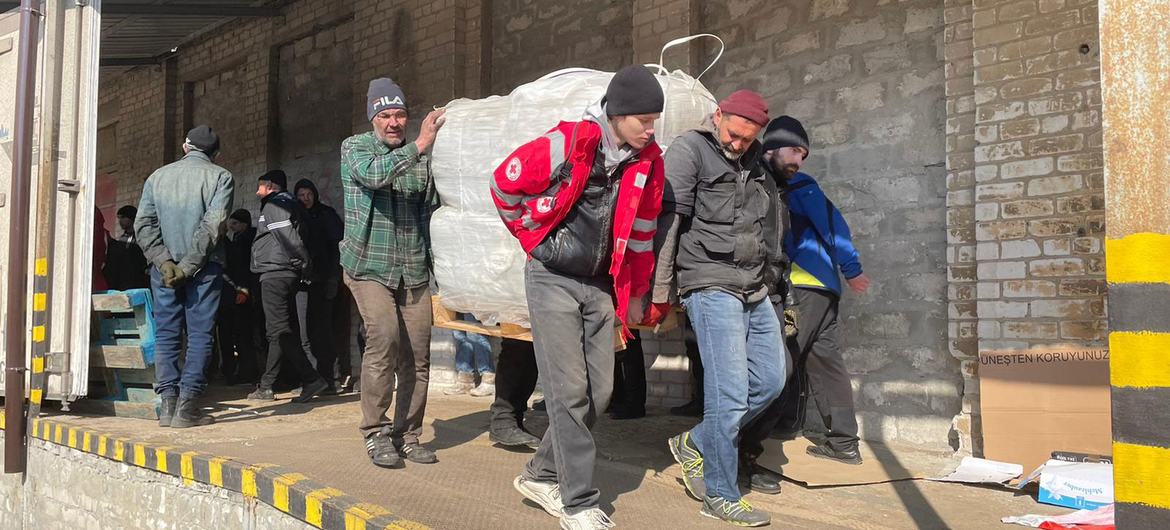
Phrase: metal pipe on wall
[{"left": 4, "top": 0, "right": 43, "bottom": 474}]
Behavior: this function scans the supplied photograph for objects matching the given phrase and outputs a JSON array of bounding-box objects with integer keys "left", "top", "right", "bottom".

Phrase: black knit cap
[
  {"left": 229, "top": 208, "right": 252, "bottom": 225},
  {"left": 185, "top": 125, "right": 220, "bottom": 153},
  {"left": 258, "top": 169, "right": 288, "bottom": 190},
  {"left": 604, "top": 65, "right": 664, "bottom": 117},
  {"left": 762, "top": 115, "right": 810, "bottom": 155},
  {"left": 116, "top": 205, "right": 137, "bottom": 219}
]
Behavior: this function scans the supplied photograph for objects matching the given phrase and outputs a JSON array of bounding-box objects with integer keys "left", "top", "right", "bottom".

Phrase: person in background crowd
[
  {"left": 217, "top": 208, "right": 261, "bottom": 386},
  {"left": 609, "top": 331, "right": 646, "bottom": 420},
  {"left": 104, "top": 205, "right": 149, "bottom": 291},
  {"left": 93, "top": 206, "right": 109, "bottom": 293},
  {"left": 135, "top": 125, "right": 233, "bottom": 428},
  {"left": 489, "top": 338, "right": 541, "bottom": 448},
  {"left": 294, "top": 177, "right": 345, "bottom": 393},
  {"left": 342, "top": 77, "right": 444, "bottom": 469},
  {"left": 246, "top": 170, "right": 331, "bottom": 404},
  {"left": 492, "top": 64, "right": 666, "bottom": 529},
  {"left": 446, "top": 315, "right": 496, "bottom": 397}
]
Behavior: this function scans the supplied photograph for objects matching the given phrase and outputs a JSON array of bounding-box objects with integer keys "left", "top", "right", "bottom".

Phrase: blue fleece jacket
[{"left": 784, "top": 172, "right": 863, "bottom": 295}]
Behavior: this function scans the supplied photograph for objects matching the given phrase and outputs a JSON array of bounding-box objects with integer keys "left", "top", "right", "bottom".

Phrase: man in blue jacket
[{"left": 772, "top": 116, "right": 871, "bottom": 465}]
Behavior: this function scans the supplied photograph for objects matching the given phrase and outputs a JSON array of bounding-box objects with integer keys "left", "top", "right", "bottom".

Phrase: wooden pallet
[
  {"left": 84, "top": 289, "right": 160, "bottom": 420},
  {"left": 431, "top": 295, "right": 680, "bottom": 347}
]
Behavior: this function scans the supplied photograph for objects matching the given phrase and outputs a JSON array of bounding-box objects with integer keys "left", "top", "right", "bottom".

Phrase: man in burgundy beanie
[{"left": 645, "top": 89, "right": 783, "bottom": 527}]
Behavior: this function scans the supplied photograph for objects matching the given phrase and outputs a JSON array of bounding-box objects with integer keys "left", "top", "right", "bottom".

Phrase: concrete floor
[{"left": 46, "top": 385, "right": 1070, "bottom": 529}]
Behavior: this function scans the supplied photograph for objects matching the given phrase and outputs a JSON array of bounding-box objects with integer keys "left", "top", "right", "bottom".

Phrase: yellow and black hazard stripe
[
  {"left": 1107, "top": 233, "right": 1170, "bottom": 527},
  {"left": 1, "top": 415, "right": 426, "bottom": 530},
  {"left": 28, "top": 257, "right": 50, "bottom": 417}
]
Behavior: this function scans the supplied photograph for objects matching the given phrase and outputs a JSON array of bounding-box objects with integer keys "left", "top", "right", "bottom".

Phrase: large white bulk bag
[{"left": 430, "top": 44, "right": 722, "bottom": 326}]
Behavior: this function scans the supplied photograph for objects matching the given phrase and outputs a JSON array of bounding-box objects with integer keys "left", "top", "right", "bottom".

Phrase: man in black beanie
[
  {"left": 247, "top": 169, "right": 331, "bottom": 404},
  {"left": 746, "top": 115, "right": 872, "bottom": 472},
  {"left": 490, "top": 64, "right": 666, "bottom": 528},
  {"left": 135, "top": 124, "right": 233, "bottom": 428}
]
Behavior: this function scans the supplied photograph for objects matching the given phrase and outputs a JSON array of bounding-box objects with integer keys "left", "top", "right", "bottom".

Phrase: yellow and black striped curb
[{"left": 0, "top": 413, "right": 428, "bottom": 530}]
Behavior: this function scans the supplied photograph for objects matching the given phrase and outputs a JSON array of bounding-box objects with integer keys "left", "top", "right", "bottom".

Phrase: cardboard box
[
  {"left": 978, "top": 347, "right": 1112, "bottom": 473},
  {"left": 1019, "top": 458, "right": 1114, "bottom": 510}
]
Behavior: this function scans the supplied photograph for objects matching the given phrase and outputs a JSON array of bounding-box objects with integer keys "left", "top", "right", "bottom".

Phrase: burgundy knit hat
[{"left": 718, "top": 90, "right": 769, "bottom": 127}]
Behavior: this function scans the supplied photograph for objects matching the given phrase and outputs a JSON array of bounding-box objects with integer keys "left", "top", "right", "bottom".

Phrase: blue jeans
[
  {"left": 683, "top": 289, "right": 786, "bottom": 501},
  {"left": 452, "top": 314, "right": 494, "bottom": 374},
  {"left": 151, "top": 262, "right": 223, "bottom": 398}
]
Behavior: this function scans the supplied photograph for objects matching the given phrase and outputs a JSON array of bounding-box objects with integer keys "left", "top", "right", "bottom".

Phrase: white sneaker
[
  {"left": 560, "top": 507, "right": 616, "bottom": 530},
  {"left": 513, "top": 475, "right": 563, "bottom": 518}
]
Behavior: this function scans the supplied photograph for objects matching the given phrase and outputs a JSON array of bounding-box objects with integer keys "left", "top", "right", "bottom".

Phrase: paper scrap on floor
[
  {"left": 931, "top": 456, "right": 1022, "bottom": 485},
  {"left": 1002, "top": 503, "right": 1114, "bottom": 528},
  {"left": 757, "top": 438, "right": 939, "bottom": 486}
]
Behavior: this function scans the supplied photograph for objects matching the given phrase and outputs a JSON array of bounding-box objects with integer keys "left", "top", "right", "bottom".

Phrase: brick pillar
[
  {"left": 943, "top": 0, "right": 979, "bottom": 455},
  {"left": 1099, "top": 0, "right": 1170, "bottom": 526}
]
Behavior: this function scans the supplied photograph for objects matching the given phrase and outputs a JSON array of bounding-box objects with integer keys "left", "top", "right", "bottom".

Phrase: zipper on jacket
[{"left": 592, "top": 173, "right": 619, "bottom": 276}]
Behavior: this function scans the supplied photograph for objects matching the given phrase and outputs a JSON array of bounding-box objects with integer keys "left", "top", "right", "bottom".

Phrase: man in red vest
[{"left": 491, "top": 65, "right": 665, "bottom": 529}]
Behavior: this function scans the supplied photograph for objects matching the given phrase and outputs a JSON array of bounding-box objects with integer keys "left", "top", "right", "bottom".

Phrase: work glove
[
  {"left": 160, "top": 261, "right": 187, "bottom": 288},
  {"left": 783, "top": 308, "right": 799, "bottom": 339},
  {"left": 234, "top": 288, "right": 250, "bottom": 305},
  {"left": 642, "top": 302, "right": 673, "bottom": 326}
]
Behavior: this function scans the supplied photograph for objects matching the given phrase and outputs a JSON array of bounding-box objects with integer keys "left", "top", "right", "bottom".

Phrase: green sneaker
[
  {"left": 667, "top": 431, "right": 706, "bottom": 500},
  {"left": 701, "top": 496, "right": 771, "bottom": 527}
]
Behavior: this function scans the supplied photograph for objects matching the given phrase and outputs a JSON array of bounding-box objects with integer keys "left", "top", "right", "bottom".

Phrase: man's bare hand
[
  {"left": 414, "top": 108, "right": 447, "bottom": 153},
  {"left": 846, "top": 273, "right": 871, "bottom": 294}
]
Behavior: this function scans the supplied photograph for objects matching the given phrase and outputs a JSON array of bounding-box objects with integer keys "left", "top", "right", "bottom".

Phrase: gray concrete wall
[{"left": 0, "top": 433, "right": 314, "bottom": 530}]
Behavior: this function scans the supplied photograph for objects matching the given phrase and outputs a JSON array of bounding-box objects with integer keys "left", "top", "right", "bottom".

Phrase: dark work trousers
[
  {"left": 259, "top": 276, "right": 323, "bottom": 391},
  {"left": 216, "top": 287, "right": 260, "bottom": 383},
  {"left": 739, "top": 299, "right": 796, "bottom": 461},
  {"left": 754, "top": 287, "right": 858, "bottom": 452},
  {"left": 521, "top": 259, "right": 615, "bottom": 516},
  {"left": 296, "top": 275, "right": 339, "bottom": 384},
  {"left": 490, "top": 338, "right": 538, "bottom": 432},
  {"left": 610, "top": 330, "right": 646, "bottom": 415}
]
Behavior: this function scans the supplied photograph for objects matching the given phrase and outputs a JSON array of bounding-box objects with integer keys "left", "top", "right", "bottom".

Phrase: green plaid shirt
[{"left": 339, "top": 132, "right": 438, "bottom": 288}]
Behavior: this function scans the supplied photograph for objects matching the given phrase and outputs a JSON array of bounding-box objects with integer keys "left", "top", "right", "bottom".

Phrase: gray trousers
[
  {"left": 522, "top": 259, "right": 615, "bottom": 515},
  {"left": 344, "top": 273, "right": 433, "bottom": 444}
]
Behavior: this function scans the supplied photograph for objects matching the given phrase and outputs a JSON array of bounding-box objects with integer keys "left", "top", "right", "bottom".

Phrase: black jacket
[
  {"left": 759, "top": 163, "right": 791, "bottom": 304},
  {"left": 293, "top": 178, "right": 343, "bottom": 278},
  {"left": 530, "top": 149, "right": 624, "bottom": 278},
  {"left": 251, "top": 191, "right": 314, "bottom": 280},
  {"left": 225, "top": 226, "right": 259, "bottom": 292},
  {"left": 654, "top": 129, "right": 771, "bottom": 303},
  {"left": 103, "top": 234, "right": 149, "bottom": 291}
]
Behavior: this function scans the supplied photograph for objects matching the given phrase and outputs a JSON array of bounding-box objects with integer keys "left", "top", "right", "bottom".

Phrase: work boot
[
  {"left": 490, "top": 425, "right": 541, "bottom": 448},
  {"left": 513, "top": 475, "right": 563, "bottom": 518},
  {"left": 158, "top": 396, "right": 177, "bottom": 427},
  {"left": 560, "top": 507, "right": 616, "bottom": 529},
  {"left": 741, "top": 461, "right": 782, "bottom": 495},
  {"left": 469, "top": 373, "right": 496, "bottom": 397},
  {"left": 247, "top": 387, "right": 275, "bottom": 401},
  {"left": 700, "top": 496, "right": 770, "bottom": 527},
  {"left": 292, "top": 378, "right": 330, "bottom": 404},
  {"left": 668, "top": 431, "right": 706, "bottom": 500},
  {"left": 806, "top": 444, "right": 863, "bottom": 465},
  {"left": 444, "top": 372, "right": 475, "bottom": 395},
  {"left": 170, "top": 396, "right": 215, "bottom": 428},
  {"left": 365, "top": 428, "right": 402, "bottom": 468}
]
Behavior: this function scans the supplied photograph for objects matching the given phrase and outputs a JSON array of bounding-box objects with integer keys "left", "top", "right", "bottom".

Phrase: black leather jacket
[{"left": 530, "top": 149, "right": 624, "bottom": 278}]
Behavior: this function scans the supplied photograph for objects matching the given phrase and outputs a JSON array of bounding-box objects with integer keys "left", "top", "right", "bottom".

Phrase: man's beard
[
  {"left": 721, "top": 144, "right": 744, "bottom": 161},
  {"left": 375, "top": 128, "right": 405, "bottom": 147},
  {"left": 779, "top": 163, "right": 799, "bottom": 180}
]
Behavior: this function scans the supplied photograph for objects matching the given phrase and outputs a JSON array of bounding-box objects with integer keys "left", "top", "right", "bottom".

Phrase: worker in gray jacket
[{"left": 135, "top": 125, "right": 234, "bottom": 428}]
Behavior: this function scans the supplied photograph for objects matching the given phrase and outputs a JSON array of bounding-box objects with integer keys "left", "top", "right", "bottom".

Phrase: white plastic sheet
[{"left": 430, "top": 67, "right": 718, "bottom": 326}]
